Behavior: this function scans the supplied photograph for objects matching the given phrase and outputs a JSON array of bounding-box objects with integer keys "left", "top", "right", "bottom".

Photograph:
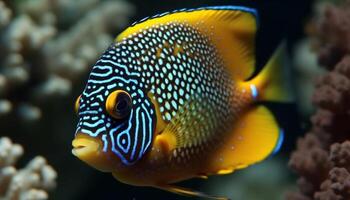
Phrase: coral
[
  {"left": 0, "top": 137, "right": 57, "bottom": 200},
  {"left": 287, "top": 1, "right": 350, "bottom": 199},
  {"left": 0, "top": 1, "right": 135, "bottom": 198},
  {"left": 0, "top": 0, "right": 134, "bottom": 122},
  {"left": 0, "top": 1, "right": 11, "bottom": 28}
]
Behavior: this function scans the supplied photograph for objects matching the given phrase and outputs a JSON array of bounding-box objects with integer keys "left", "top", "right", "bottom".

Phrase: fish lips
[{"left": 72, "top": 133, "right": 114, "bottom": 172}]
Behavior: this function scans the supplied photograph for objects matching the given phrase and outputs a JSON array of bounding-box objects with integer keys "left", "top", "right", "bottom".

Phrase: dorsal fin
[
  {"left": 116, "top": 6, "right": 259, "bottom": 80},
  {"left": 117, "top": 6, "right": 258, "bottom": 40}
]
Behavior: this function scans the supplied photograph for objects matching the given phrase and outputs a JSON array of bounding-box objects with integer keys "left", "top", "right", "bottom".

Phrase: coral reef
[
  {"left": 0, "top": 0, "right": 134, "bottom": 122},
  {"left": 1, "top": 1, "right": 136, "bottom": 199},
  {"left": 0, "top": 137, "right": 57, "bottom": 200},
  {"left": 287, "top": 1, "right": 350, "bottom": 199}
]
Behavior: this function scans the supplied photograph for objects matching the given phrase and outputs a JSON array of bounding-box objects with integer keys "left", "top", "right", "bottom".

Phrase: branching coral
[
  {"left": 0, "top": 0, "right": 134, "bottom": 121},
  {"left": 287, "top": 1, "right": 350, "bottom": 199},
  {"left": 0, "top": 137, "right": 57, "bottom": 200}
]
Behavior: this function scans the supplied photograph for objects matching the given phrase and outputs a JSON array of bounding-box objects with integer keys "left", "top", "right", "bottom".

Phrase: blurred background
[{"left": 0, "top": 0, "right": 331, "bottom": 199}]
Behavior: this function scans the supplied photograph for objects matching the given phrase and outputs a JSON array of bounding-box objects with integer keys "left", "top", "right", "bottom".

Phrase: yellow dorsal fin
[
  {"left": 206, "top": 105, "right": 282, "bottom": 175},
  {"left": 116, "top": 6, "right": 258, "bottom": 80}
]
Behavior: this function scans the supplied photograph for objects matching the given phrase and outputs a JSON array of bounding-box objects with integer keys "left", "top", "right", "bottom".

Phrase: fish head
[{"left": 72, "top": 43, "right": 157, "bottom": 171}]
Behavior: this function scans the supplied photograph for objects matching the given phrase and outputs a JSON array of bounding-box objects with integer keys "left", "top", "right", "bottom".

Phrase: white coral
[
  {"left": 0, "top": 0, "right": 135, "bottom": 121},
  {"left": 0, "top": 1, "right": 11, "bottom": 27},
  {"left": 0, "top": 137, "right": 57, "bottom": 200}
]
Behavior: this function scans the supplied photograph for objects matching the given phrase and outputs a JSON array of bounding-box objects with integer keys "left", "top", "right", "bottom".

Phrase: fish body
[{"left": 73, "top": 5, "right": 291, "bottom": 199}]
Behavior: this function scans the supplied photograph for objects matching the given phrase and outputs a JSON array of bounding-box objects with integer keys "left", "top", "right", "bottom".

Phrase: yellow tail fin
[{"left": 250, "top": 43, "right": 294, "bottom": 102}]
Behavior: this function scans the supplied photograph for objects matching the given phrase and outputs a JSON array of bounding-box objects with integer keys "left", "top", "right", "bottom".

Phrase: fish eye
[
  {"left": 75, "top": 95, "right": 81, "bottom": 114},
  {"left": 106, "top": 90, "right": 132, "bottom": 119}
]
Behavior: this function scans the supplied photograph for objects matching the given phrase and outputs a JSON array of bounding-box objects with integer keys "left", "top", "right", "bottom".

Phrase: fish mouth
[
  {"left": 72, "top": 135, "right": 101, "bottom": 156},
  {"left": 72, "top": 133, "right": 113, "bottom": 172}
]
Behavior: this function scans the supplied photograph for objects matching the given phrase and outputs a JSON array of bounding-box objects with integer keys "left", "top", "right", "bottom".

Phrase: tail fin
[{"left": 249, "top": 42, "right": 294, "bottom": 102}]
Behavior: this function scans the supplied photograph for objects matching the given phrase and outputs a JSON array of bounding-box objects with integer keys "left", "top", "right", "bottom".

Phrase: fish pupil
[
  {"left": 114, "top": 93, "right": 131, "bottom": 118},
  {"left": 116, "top": 99, "right": 128, "bottom": 112}
]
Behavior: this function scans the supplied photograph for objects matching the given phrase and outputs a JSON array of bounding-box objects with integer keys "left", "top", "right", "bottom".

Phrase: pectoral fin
[
  {"left": 153, "top": 130, "right": 177, "bottom": 154},
  {"left": 155, "top": 184, "right": 230, "bottom": 200}
]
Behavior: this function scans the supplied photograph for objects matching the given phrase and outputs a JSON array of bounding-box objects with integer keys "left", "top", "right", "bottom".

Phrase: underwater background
[{"left": 2, "top": 0, "right": 348, "bottom": 199}]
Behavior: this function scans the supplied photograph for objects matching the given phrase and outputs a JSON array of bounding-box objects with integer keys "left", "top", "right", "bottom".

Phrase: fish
[{"left": 72, "top": 5, "right": 292, "bottom": 200}]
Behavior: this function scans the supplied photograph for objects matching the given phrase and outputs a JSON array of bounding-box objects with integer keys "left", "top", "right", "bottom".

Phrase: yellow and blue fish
[{"left": 72, "top": 5, "right": 291, "bottom": 200}]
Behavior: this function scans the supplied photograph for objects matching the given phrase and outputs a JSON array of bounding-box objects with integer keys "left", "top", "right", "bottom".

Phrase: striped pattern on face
[{"left": 76, "top": 47, "right": 156, "bottom": 165}]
